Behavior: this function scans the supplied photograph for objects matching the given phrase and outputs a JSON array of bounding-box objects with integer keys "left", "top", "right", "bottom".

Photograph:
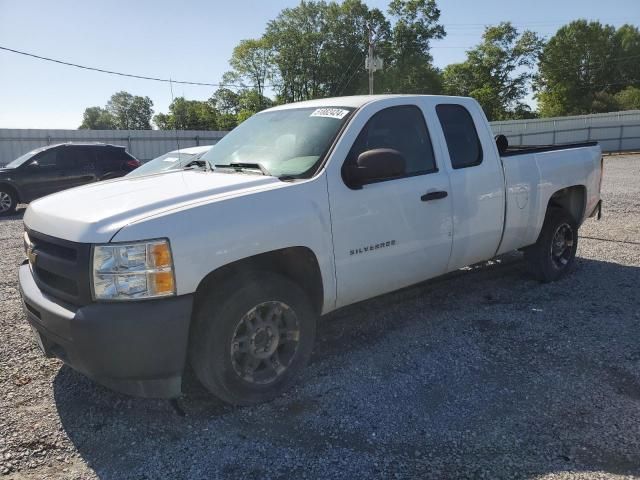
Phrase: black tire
[
  {"left": 524, "top": 208, "right": 578, "bottom": 282},
  {"left": 0, "top": 187, "right": 17, "bottom": 216},
  {"left": 190, "top": 271, "right": 317, "bottom": 405}
]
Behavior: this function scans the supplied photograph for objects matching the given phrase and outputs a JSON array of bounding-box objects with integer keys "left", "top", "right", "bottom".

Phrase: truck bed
[{"left": 501, "top": 141, "right": 599, "bottom": 157}]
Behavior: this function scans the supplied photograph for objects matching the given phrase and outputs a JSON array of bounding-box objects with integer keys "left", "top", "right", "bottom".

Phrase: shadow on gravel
[
  {"left": 53, "top": 255, "right": 640, "bottom": 479},
  {"left": 0, "top": 207, "right": 25, "bottom": 221}
]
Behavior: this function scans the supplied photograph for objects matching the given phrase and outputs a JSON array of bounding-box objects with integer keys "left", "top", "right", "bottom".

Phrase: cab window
[
  {"left": 345, "top": 105, "right": 437, "bottom": 178},
  {"left": 436, "top": 104, "right": 483, "bottom": 169}
]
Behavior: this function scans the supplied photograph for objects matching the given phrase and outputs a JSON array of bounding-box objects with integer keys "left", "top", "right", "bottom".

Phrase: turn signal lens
[
  {"left": 151, "top": 271, "right": 175, "bottom": 296},
  {"left": 150, "top": 242, "right": 172, "bottom": 268}
]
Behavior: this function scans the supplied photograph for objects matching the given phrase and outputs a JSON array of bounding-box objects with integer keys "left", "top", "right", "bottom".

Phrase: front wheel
[
  {"left": 0, "top": 188, "right": 17, "bottom": 216},
  {"left": 190, "top": 271, "right": 316, "bottom": 405},
  {"left": 524, "top": 208, "right": 578, "bottom": 282}
]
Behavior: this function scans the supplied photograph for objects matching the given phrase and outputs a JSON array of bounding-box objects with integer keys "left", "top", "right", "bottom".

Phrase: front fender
[
  {"left": 0, "top": 180, "right": 23, "bottom": 202},
  {"left": 111, "top": 176, "right": 337, "bottom": 313}
]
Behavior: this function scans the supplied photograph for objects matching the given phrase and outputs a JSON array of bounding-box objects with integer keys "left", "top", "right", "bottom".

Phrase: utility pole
[
  {"left": 368, "top": 24, "right": 375, "bottom": 95},
  {"left": 365, "top": 23, "right": 382, "bottom": 95}
]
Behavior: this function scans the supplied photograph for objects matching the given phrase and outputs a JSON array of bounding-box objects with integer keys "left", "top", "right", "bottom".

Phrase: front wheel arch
[
  {"left": 0, "top": 183, "right": 20, "bottom": 214},
  {"left": 0, "top": 182, "right": 20, "bottom": 203},
  {"left": 192, "top": 247, "right": 325, "bottom": 316}
]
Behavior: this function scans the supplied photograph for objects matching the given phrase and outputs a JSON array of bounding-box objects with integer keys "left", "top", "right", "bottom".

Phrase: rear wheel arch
[
  {"left": 547, "top": 185, "right": 586, "bottom": 225},
  {"left": 0, "top": 182, "right": 20, "bottom": 214}
]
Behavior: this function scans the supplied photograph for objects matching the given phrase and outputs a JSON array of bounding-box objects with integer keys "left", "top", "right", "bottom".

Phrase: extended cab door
[
  {"left": 433, "top": 102, "right": 505, "bottom": 271},
  {"left": 326, "top": 102, "right": 454, "bottom": 308}
]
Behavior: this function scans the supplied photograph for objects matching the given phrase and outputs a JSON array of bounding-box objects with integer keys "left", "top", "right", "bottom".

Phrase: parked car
[
  {"left": 19, "top": 95, "right": 603, "bottom": 405},
  {"left": 0, "top": 143, "right": 140, "bottom": 215},
  {"left": 126, "top": 145, "right": 213, "bottom": 178}
]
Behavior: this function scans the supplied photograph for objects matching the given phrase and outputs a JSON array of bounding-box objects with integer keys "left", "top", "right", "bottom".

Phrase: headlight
[{"left": 91, "top": 239, "right": 176, "bottom": 300}]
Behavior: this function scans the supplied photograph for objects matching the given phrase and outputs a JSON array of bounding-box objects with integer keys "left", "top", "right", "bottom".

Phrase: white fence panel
[
  {"left": 490, "top": 110, "right": 640, "bottom": 153},
  {"left": 2, "top": 109, "right": 639, "bottom": 166},
  {"left": 0, "top": 129, "right": 227, "bottom": 166}
]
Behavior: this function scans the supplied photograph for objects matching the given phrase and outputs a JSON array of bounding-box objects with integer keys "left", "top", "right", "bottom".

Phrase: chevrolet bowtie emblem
[{"left": 27, "top": 244, "right": 37, "bottom": 266}]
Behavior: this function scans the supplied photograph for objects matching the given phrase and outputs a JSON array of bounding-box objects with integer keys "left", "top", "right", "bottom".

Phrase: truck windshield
[{"left": 201, "top": 107, "right": 354, "bottom": 178}]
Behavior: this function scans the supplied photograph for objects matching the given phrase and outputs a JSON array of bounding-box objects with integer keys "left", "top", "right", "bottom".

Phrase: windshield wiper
[
  {"left": 182, "top": 160, "right": 212, "bottom": 171},
  {"left": 214, "top": 162, "right": 270, "bottom": 176}
]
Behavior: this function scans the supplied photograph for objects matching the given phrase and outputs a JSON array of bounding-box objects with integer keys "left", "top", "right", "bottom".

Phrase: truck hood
[{"left": 24, "top": 170, "right": 283, "bottom": 243}]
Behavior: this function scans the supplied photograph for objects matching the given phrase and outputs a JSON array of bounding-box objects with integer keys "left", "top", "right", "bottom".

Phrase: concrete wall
[
  {"left": 0, "top": 129, "right": 227, "bottom": 165},
  {"left": 2, "top": 109, "right": 639, "bottom": 166},
  {"left": 491, "top": 110, "right": 640, "bottom": 153}
]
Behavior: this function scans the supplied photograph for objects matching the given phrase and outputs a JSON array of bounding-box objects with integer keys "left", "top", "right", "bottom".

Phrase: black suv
[{"left": 0, "top": 143, "right": 140, "bottom": 215}]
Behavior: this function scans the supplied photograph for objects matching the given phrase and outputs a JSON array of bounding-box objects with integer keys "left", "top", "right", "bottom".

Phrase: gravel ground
[{"left": 1, "top": 154, "right": 639, "bottom": 480}]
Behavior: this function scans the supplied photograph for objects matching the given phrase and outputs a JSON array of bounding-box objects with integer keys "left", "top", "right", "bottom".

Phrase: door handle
[{"left": 421, "top": 191, "right": 448, "bottom": 202}]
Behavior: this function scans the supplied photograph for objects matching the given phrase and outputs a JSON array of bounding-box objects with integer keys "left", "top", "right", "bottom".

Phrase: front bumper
[{"left": 18, "top": 263, "right": 193, "bottom": 398}]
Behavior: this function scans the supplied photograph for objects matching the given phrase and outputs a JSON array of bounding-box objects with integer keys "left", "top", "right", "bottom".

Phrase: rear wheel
[
  {"left": 190, "top": 271, "right": 316, "bottom": 405},
  {"left": 0, "top": 188, "right": 17, "bottom": 216},
  {"left": 524, "top": 208, "right": 578, "bottom": 282}
]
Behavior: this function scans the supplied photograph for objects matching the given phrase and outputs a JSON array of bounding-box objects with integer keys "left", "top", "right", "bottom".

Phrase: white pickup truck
[{"left": 19, "top": 95, "right": 603, "bottom": 405}]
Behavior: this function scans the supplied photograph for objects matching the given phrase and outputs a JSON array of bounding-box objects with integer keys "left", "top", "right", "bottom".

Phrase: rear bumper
[{"left": 18, "top": 263, "right": 193, "bottom": 398}]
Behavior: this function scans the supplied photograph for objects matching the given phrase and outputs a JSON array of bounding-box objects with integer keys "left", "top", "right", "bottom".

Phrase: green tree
[
  {"left": 264, "top": 0, "right": 329, "bottom": 102},
  {"left": 210, "top": 88, "right": 240, "bottom": 116},
  {"left": 237, "top": 89, "right": 274, "bottom": 113},
  {"left": 153, "top": 97, "right": 218, "bottom": 130},
  {"left": 443, "top": 22, "right": 543, "bottom": 120},
  {"left": 615, "top": 25, "right": 640, "bottom": 89},
  {"left": 234, "top": 0, "right": 447, "bottom": 101},
  {"left": 382, "top": 0, "right": 445, "bottom": 94},
  {"left": 615, "top": 86, "right": 640, "bottom": 110},
  {"left": 263, "top": 0, "right": 391, "bottom": 101},
  {"left": 106, "top": 91, "right": 154, "bottom": 129},
  {"left": 320, "top": 0, "right": 390, "bottom": 96},
  {"left": 206, "top": 88, "right": 274, "bottom": 129},
  {"left": 535, "top": 20, "right": 631, "bottom": 116},
  {"left": 78, "top": 106, "right": 116, "bottom": 129},
  {"left": 228, "top": 39, "right": 274, "bottom": 99}
]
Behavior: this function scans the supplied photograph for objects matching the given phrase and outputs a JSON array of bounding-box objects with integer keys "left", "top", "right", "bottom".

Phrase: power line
[
  {"left": 0, "top": 45, "right": 268, "bottom": 89},
  {"left": 340, "top": 53, "right": 367, "bottom": 96}
]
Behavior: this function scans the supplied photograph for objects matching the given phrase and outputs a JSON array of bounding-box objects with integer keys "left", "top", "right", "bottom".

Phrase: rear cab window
[{"left": 436, "top": 104, "right": 483, "bottom": 169}]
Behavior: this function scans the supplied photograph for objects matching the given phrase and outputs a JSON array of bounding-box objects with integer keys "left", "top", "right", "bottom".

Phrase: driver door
[
  {"left": 327, "top": 104, "right": 454, "bottom": 308},
  {"left": 22, "top": 148, "right": 62, "bottom": 200}
]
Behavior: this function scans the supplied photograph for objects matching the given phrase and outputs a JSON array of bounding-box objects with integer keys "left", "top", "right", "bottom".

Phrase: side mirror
[
  {"left": 346, "top": 148, "right": 406, "bottom": 188},
  {"left": 28, "top": 161, "right": 39, "bottom": 168},
  {"left": 495, "top": 134, "right": 509, "bottom": 155}
]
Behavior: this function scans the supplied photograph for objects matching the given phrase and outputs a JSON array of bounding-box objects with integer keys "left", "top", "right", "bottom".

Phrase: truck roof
[
  {"left": 265, "top": 94, "right": 470, "bottom": 112},
  {"left": 46, "top": 142, "right": 126, "bottom": 149}
]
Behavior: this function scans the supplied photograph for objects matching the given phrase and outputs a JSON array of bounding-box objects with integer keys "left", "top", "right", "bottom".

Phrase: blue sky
[{"left": 0, "top": 0, "right": 638, "bottom": 129}]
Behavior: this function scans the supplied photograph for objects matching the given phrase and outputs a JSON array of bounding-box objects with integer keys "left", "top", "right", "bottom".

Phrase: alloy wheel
[
  {"left": 230, "top": 301, "right": 301, "bottom": 385},
  {"left": 550, "top": 223, "right": 574, "bottom": 269},
  {"left": 0, "top": 192, "right": 12, "bottom": 213}
]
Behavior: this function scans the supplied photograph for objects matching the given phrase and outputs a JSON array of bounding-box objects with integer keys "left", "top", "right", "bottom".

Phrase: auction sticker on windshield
[{"left": 310, "top": 108, "right": 350, "bottom": 119}]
